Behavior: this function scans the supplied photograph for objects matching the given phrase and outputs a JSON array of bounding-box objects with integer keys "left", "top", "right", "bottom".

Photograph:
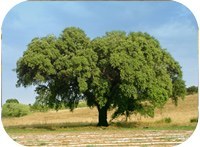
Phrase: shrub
[
  {"left": 164, "top": 117, "right": 172, "bottom": 123},
  {"left": 30, "top": 104, "right": 49, "bottom": 112},
  {"left": 2, "top": 103, "right": 30, "bottom": 117},
  {"left": 156, "top": 117, "right": 172, "bottom": 124},
  {"left": 190, "top": 118, "right": 198, "bottom": 123},
  {"left": 78, "top": 101, "right": 87, "bottom": 108}
]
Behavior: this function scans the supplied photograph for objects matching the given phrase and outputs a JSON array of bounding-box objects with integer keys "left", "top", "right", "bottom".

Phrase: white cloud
[
  {"left": 141, "top": 16, "right": 198, "bottom": 87},
  {"left": 149, "top": 20, "right": 196, "bottom": 42}
]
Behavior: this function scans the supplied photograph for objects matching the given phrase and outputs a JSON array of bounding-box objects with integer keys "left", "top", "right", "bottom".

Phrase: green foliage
[
  {"left": 190, "top": 118, "right": 198, "bottom": 123},
  {"left": 16, "top": 27, "right": 186, "bottom": 125},
  {"left": 171, "top": 78, "right": 186, "bottom": 106},
  {"left": 164, "top": 117, "right": 172, "bottom": 123},
  {"left": 155, "top": 117, "right": 172, "bottom": 124},
  {"left": 30, "top": 104, "right": 49, "bottom": 112},
  {"left": 187, "top": 86, "right": 198, "bottom": 95},
  {"left": 2, "top": 103, "right": 30, "bottom": 117},
  {"left": 30, "top": 85, "right": 50, "bottom": 112},
  {"left": 6, "top": 98, "right": 19, "bottom": 104},
  {"left": 77, "top": 100, "right": 87, "bottom": 108}
]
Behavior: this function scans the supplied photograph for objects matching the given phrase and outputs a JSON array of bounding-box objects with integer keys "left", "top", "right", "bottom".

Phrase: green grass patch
[
  {"left": 111, "top": 121, "right": 196, "bottom": 131},
  {"left": 146, "top": 125, "right": 196, "bottom": 131},
  {"left": 4, "top": 121, "right": 197, "bottom": 135}
]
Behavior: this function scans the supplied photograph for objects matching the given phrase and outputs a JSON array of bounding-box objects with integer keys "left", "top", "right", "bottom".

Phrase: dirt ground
[{"left": 11, "top": 129, "right": 193, "bottom": 146}]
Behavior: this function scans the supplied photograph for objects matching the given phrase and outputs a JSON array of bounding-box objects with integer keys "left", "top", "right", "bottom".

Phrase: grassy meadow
[{"left": 2, "top": 94, "right": 198, "bottom": 130}]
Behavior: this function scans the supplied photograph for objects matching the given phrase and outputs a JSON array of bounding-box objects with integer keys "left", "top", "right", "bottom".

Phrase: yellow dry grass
[
  {"left": 138, "top": 94, "right": 198, "bottom": 124},
  {"left": 2, "top": 94, "right": 198, "bottom": 127}
]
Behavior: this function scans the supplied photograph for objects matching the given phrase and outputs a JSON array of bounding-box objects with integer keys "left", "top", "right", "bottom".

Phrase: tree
[
  {"left": 187, "top": 86, "right": 198, "bottom": 95},
  {"left": 6, "top": 98, "right": 19, "bottom": 104},
  {"left": 29, "top": 87, "right": 49, "bottom": 112},
  {"left": 16, "top": 27, "right": 186, "bottom": 126}
]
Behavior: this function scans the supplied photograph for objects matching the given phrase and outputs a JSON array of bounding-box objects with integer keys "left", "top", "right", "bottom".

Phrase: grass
[
  {"left": 2, "top": 94, "right": 198, "bottom": 134},
  {"left": 4, "top": 121, "right": 197, "bottom": 135},
  {"left": 4, "top": 125, "right": 196, "bottom": 135}
]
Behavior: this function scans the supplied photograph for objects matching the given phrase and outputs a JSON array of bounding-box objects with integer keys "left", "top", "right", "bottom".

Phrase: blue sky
[{"left": 1, "top": 1, "right": 198, "bottom": 104}]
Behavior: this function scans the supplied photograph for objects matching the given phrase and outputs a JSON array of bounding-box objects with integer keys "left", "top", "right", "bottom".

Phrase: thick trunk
[{"left": 97, "top": 105, "right": 108, "bottom": 127}]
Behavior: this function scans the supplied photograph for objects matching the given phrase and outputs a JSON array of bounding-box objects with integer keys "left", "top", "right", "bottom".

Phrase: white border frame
[{"left": 0, "top": 0, "right": 199, "bottom": 146}]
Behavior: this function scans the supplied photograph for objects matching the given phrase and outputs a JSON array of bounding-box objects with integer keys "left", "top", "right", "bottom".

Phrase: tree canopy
[
  {"left": 16, "top": 27, "right": 186, "bottom": 126},
  {"left": 186, "top": 86, "right": 198, "bottom": 95},
  {"left": 6, "top": 98, "right": 19, "bottom": 104}
]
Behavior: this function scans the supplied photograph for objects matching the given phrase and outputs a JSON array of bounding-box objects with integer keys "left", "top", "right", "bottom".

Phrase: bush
[
  {"left": 30, "top": 104, "right": 49, "bottom": 112},
  {"left": 2, "top": 103, "right": 30, "bottom": 117},
  {"left": 190, "top": 118, "right": 198, "bottom": 123},
  {"left": 78, "top": 101, "right": 87, "bottom": 108},
  {"left": 164, "top": 117, "right": 172, "bottom": 123},
  {"left": 156, "top": 117, "right": 172, "bottom": 124}
]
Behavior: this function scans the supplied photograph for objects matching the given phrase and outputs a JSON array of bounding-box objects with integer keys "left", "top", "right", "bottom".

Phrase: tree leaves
[{"left": 16, "top": 27, "right": 186, "bottom": 119}]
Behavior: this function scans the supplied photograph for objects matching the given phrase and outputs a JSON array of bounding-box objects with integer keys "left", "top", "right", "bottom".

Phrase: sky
[{"left": 1, "top": 1, "right": 198, "bottom": 104}]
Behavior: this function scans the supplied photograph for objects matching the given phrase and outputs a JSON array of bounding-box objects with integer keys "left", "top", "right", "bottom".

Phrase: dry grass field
[
  {"left": 2, "top": 94, "right": 198, "bottom": 146},
  {"left": 2, "top": 94, "right": 198, "bottom": 127}
]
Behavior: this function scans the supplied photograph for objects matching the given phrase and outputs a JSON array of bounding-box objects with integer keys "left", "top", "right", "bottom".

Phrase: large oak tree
[{"left": 16, "top": 27, "right": 186, "bottom": 126}]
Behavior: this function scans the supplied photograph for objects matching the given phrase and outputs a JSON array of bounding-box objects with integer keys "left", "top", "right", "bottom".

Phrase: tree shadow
[{"left": 5, "top": 121, "right": 145, "bottom": 132}]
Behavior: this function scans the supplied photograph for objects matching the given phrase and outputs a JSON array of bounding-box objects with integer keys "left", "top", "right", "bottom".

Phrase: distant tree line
[{"left": 186, "top": 86, "right": 198, "bottom": 95}]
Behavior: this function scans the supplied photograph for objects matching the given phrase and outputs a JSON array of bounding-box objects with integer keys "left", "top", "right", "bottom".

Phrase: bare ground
[{"left": 11, "top": 130, "right": 193, "bottom": 146}]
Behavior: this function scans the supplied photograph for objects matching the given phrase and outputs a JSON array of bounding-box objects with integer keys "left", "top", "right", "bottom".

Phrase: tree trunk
[{"left": 97, "top": 105, "right": 108, "bottom": 127}]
